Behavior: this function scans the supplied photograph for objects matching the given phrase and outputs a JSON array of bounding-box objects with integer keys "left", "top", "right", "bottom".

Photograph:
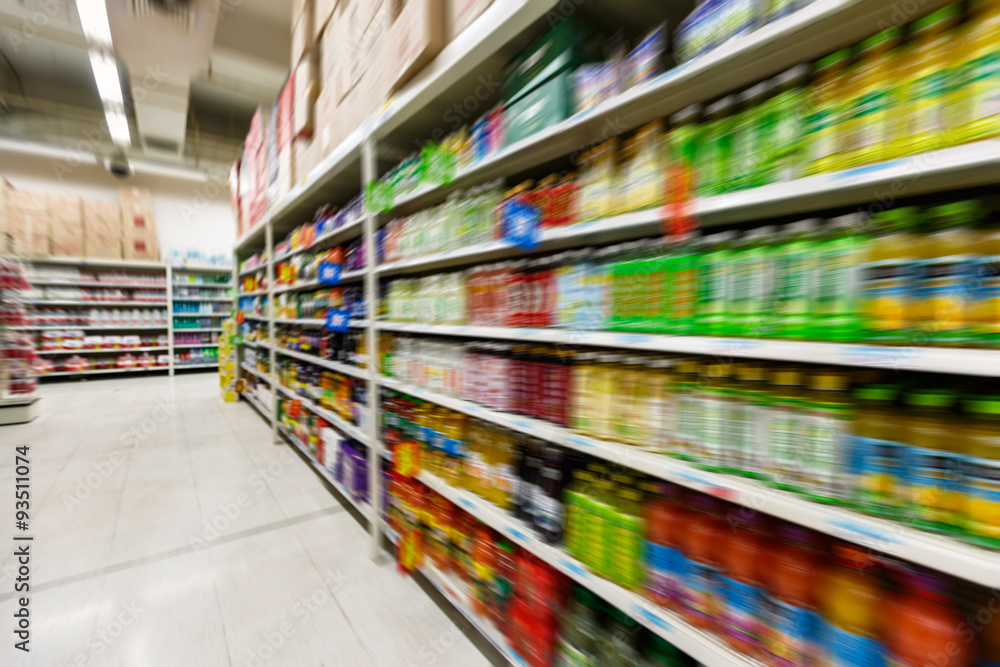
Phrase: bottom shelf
[
  {"left": 276, "top": 425, "right": 372, "bottom": 520},
  {"left": 174, "top": 362, "right": 219, "bottom": 370},
  {"left": 39, "top": 366, "right": 170, "bottom": 378},
  {"left": 241, "top": 392, "right": 273, "bottom": 422}
]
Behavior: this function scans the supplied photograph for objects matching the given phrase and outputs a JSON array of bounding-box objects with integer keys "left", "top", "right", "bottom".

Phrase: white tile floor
[{"left": 0, "top": 374, "right": 495, "bottom": 667}]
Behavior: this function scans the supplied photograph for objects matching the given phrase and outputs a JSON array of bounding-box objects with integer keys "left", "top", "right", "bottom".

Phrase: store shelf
[
  {"left": 381, "top": 375, "right": 1000, "bottom": 588},
  {"left": 29, "top": 257, "right": 166, "bottom": 270},
  {"left": 237, "top": 290, "right": 267, "bottom": 297},
  {"left": 16, "top": 324, "right": 169, "bottom": 331},
  {"left": 271, "top": 270, "right": 366, "bottom": 294},
  {"left": 375, "top": 322, "right": 1000, "bottom": 377},
  {"left": 278, "top": 425, "right": 372, "bottom": 520},
  {"left": 236, "top": 222, "right": 270, "bottom": 256},
  {"left": 240, "top": 362, "right": 271, "bottom": 383},
  {"left": 37, "top": 346, "right": 167, "bottom": 355},
  {"left": 273, "top": 347, "right": 369, "bottom": 380},
  {"left": 174, "top": 283, "right": 232, "bottom": 289},
  {"left": 237, "top": 263, "right": 266, "bottom": 277},
  {"left": 172, "top": 313, "right": 229, "bottom": 317},
  {"left": 273, "top": 217, "right": 366, "bottom": 261},
  {"left": 417, "top": 470, "right": 758, "bottom": 667},
  {"left": 175, "top": 362, "right": 219, "bottom": 370},
  {"left": 171, "top": 264, "right": 232, "bottom": 274},
  {"left": 171, "top": 296, "right": 233, "bottom": 302},
  {"left": 274, "top": 384, "right": 370, "bottom": 444},
  {"left": 243, "top": 314, "right": 268, "bottom": 322},
  {"left": 274, "top": 318, "right": 368, "bottom": 328},
  {"left": 241, "top": 391, "right": 273, "bottom": 422},
  {"left": 31, "top": 300, "right": 168, "bottom": 307},
  {"left": 172, "top": 343, "right": 218, "bottom": 349},
  {"left": 173, "top": 327, "right": 224, "bottom": 333},
  {"left": 40, "top": 365, "right": 170, "bottom": 378},
  {"left": 240, "top": 340, "right": 271, "bottom": 350},
  {"left": 29, "top": 280, "right": 167, "bottom": 289}
]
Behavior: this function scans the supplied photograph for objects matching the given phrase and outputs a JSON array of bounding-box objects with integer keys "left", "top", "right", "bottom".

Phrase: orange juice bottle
[
  {"left": 820, "top": 542, "right": 887, "bottom": 666},
  {"left": 679, "top": 495, "right": 724, "bottom": 631},
  {"left": 643, "top": 482, "right": 683, "bottom": 608},
  {"left": 764, "top": 524, "right": 825, "bottom": 667},
  {"left": 719, "top": 512, "right": 769, "bottom": 657},
  {"left": 490, "top": 427, "right": 516, "bottom": 511},
  {"left": 885, "top": 567, "right": 972, "bottom": 667}
]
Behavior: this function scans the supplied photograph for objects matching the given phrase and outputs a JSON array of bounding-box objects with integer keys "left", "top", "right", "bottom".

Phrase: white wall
[{"left": 0, "top": 151, "right": 235, "bottom": 261}]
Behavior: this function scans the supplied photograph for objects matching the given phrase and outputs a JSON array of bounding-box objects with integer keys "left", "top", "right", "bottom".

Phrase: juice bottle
[
  {"left": 896, "top": 6, "right": 961, "bottom": 157},
  {"left": 609, "top": 487, "right": 645, "bottom": 591},
  {"left": 773, "top": 219, "right": 820, "bottom": 339},
  {"left": 726, "top": 363, "right": 768, "bottom": 476},
  {"left": 571, "top": 351, "right": 597, "bottom": 436},
  {"left": 664, "top": 232, "right": 702, "bottom": 334},
  {"left": 590, "top": 478, "right": 617, "bottom": 579},
  {"left": 491, "top": 427, "right": 516, "bottom": 511},
  {"left": 643, "top": 482, "right": 683, "bottom": 607},
  {"left": 518, "top": 436, "right": 545, "bottom": 524},
  {"left": 764, "top": 524, "right": 825, "bottom": 667},
  {"left": 951, "top": 0, "right": 1000, "bottom": 145},
  {"left": 912, "top": 202, "right": 978, "bottom": 345},
  {"left": 679, "top": 495, "right": 724, "bottom": 631},
  {"left": 697, "top": 96, "right": 735, "bottom": 197},
  {"left": 766, "top": 63, "right": 810, "bottom": 183},
  {"left": 557, "top": 586, "right": 601, "bottom": 666},
  {"left": 471, "top": 525, "right": 496, "bottom": 616},
  {"left": 860, "top": 207, "right": 920, "bottom": 342},
  {"left": 667, "top": 103, "right": 701, "bottom": 197},
  {"left": 820, "top": 542, "right": 886, "bottom": 666},
  {"left": 904, "top": 388, "right": 965, "bottom": 533},
  {"left": 885, "top": 568, "right": 972, "bottom": 667},
  {"left": 730, "top": 81, "right": 770, "bottom": 191},
  {"left": 727, "top": 226, "right": 776, "bottom": 338},
  {"left": 612, "top": 356, "right": 649, "bottom": 445},
  {"left": 534, "top": 442, "right": 566, "bottom": 544},
  {"left": 765, "top": 368, "right": 805, "bottom": 488},
  {"left": 696, "top": 231, "right": 737, "bottom": 335},
  {"left": 646, "top": 357, "right": 678, "bottom": 454},
  {"left": 564, "top": 470, "right": 590, "bottom": 561},
  {"left": 674, "top": 360, "right": 703, "bottom": 460},
  {"left": 841, "top": 29, "right": 901, "bottom": 168},
  {"left": 591, "top": 354, "right": 620, "bottom": 442},
  {"left": 602, "top": 609, "right": 643, "bottom": 667},
  {"left": 720, "top": 513, "right": 769, "bottom": 657},
  {"left": 852, "top": 384, "right": 907, "bottom": 519},
  {"left": 962, "top": 201, "right": 998, "bottom": 343},
  {"left": 962, "top": 394, "right": 1000, "bottom": 548},
  {"left": 695, "top": 363, "right": 732, "bottom": 470},
  {"left": 805, "top": 49, "right": 851, "bottom": 175},
  {"left": 814, "top": 213, "right": 869, "bottom": 341},
  {"left": 799, "top": 370, "right": 852, "bottom": 504}
]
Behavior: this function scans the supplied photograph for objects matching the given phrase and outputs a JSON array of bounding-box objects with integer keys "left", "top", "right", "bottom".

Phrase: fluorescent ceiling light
[
  {"left": 76, "top": 0, "right": 113, "bottom": 48},
  {"left": 105, "top": 108, "right": 131, "bottom": 146},
  {"left": 88, "top": 50, "right": 124, "bottom": 109}
]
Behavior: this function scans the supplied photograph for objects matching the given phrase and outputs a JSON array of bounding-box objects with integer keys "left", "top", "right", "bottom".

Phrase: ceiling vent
[{"left": 129, "top": 0, "right": 192, "bottom": 31}]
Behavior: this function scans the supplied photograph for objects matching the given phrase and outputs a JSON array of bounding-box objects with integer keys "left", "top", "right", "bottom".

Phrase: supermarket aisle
[{"left": 0, "top": 374, "right": 492, "bottom": 667}]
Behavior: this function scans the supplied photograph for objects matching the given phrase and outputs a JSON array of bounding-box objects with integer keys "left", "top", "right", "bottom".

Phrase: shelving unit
[
  {"left": 169, "top": 265, "right": 232, "bottom": 375},
  {"left": 230, "top": 0, "right": 1000, "bottom": 662},
  {"left": 23, "top": 257, "right": 233, "bottom": 379}
]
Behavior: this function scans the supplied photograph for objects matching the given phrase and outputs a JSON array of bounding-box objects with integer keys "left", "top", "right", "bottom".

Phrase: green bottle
[
  {"left": 728, "top": 226, "right": 776, "bottom": 337},
  {"left": 765, "top": 64, "right": 810, "bottom": 184},
  {"left": 697, "top": 96, "right": 735, "bottom": 197},
  {"left": 663, "top": 231, "right": 702, "bottom": 334},
  {"left": 608, "top": 487, "right": 645, "bottom": 590},
  {"left": 730, "top": 81, "right": 771, "bottom": 191},
  {"left": 696, "top": 231, "right": 736, "bottom": 335},
  {"left": 774, "top": 218, "right": 820, "bottom": 339},
  {"left": 813, "top": 213, "right": 868, "bottom": 341}
]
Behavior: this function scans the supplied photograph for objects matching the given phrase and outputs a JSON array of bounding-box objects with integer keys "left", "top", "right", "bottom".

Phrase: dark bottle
[
  {"left": 534, "top": 441, "right": 566, "bottom": 544},
  {"left": 518, "top": 436, "right": 544, "bottom": 524}
]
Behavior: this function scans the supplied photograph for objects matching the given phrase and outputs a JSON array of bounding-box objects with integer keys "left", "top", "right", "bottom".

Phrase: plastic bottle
[
  {"left": 962, "top": 394, "right": 1000, "bottom": 548},
  {"left": 695, "top": 363, "right": 732, "bottom": 470},
  {"left": 696, "top": 231, "right": 737, "bottom": 335},
  {"left": 805, "top": 49, "right": 851, "bottom": 175},
  {"left": 765, "top": 368, "right": 805, "bottom": 488},
  {"left": 534, "top": 442, "right": 566, "bottom": 544},
  {"left": 674, "top": 360, "right": 703, "bottom": 461},
  {"left": 852, "top": 384, "right": 907, "bottom": 519},
  {"left": 799, "top": 369, "right": 852, "bottom": 504},
  {"left": 885, "top": 567, "right": 972, "bottom": 667},
  {"left": 951, "top": 0, "right": 1000, "bottom": 145},
  {"left": 564, "top": 470, "right": 590, "bottom": 561},
  {"left": 609, "top": 486, "right": 645, "bottom": 591},
  {"left": 679, "top": 495, "right": 724, "bottom": 631},
  {"left": 602, "top": 609, "right": 643, "bottom": 667},
  {"left": 764, "top": 524, "right": 825, "bottom": 667},
  {"left": 643, "top": 482, "right": 683, "bottom": 607},
  {"left": 727, "top": 226, "right": 776, "bottom": 337},
  {"left": 718, "top": 512, "right": 769, "bottom": 656},
  {"left": 730, "top": 81, "right": 771, "bottom": 191},
  {"left": 860, "top": 207, "right": 920, "bottom": 342},
  {"left": 773, "top": 219, "right": 820, "bottom": 339},
  {"left": 612, "top": 356, "right": 649, "bottom": 445},
  {"left": 471, "top": 525, "right": 496, "bottom": 616},
  {"left": 767, "top": 64, "right": 810, "bottom": 183},
  {"left": 820, "top": 542, "right": 886, "bottom": 666},
  {"left": 726, "top": 363, "right": 768, "bottom": 476},
  {"left": 518, "top": 436, "right": 545, "bottom": 524},
  {"left": 556, "top": 586, "right": 601, "bottom": 666},
  {"left": 841, "top": 29, "right": 901, "bottom": 168},
  {"left": 904, "top": 388, "right": 964, "bottom": 533},
  {"left": 664, "top": 232, "right": 702, "bottom": 334},
  {"left": 814, "top": 213, "right": 868, "bottom": 341},
  {"left": 645, "top": 358, "right": 678, "bottom": 454}
]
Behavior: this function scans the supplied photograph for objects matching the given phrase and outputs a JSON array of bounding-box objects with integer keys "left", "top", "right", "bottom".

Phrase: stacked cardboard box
[
  {"left": 83, "top": 200, "right": 122, "bottom": 260},
  {"left": 7, "top": 190, "right": 49, "bottom": 258},
  {"left": 119, "top": 187, "right": 159, "bottom": 261},
  {"left": 49, "top": 195, "right": 84, "bottom": 258}
]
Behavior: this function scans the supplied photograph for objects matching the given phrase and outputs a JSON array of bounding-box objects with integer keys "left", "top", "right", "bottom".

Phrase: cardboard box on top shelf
[
  {"left": 448, "top": 0, "right": 492, "bottom": 40},
  {"left": 8, "top": 190, "right": 48, "bottom": 215},
  {"left": 7, "top": 213, "right": 46, "bottom": 257},
  {"left": 85, "top": 233, "right": 122, "bottom": 260},
  {"left": 50, "top": 220, "right": 84, "bottom": 258},
  {"left": 294, "top": 52, "right": 319, "bottom": 139},
  {"left": 291, "top": 3, "right": 315, "bottom": 68},
  {"left": 123, "top": 236, "right": 159, "bottom": 262},
  {"left": 293, "top": 136, "right": 319, "bottom": 186},
  {"left": 49, "top": 194, "right": 82, "bottom": 225},
  {"left": 119, "top": 186, "right": 153, "bottom": 211},
  {"left": 315, "top": 85, "right": 341, "bottom": 157},
  {"left": 83, "top": 200, "right": 121, "bottom": 238},
  {"left": 278, "top": 144, "right": 296, "bottom": 199},
  {"left": 390, "top": 0, "right": 445, "bottom": 92}
]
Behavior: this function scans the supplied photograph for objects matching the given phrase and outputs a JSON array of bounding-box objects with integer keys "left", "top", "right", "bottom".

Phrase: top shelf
[{"left": 28, "top": 257, "right": 166, "bottom": 271}]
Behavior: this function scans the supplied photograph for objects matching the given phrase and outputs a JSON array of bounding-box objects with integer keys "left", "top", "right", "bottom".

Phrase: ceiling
[{"left": 0, "top": 0, "right": 290, "bottom": 172}]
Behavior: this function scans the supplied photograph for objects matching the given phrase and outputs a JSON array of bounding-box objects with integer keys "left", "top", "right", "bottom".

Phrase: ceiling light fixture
[
  {"left": 105, "top": 108, "right": 132, "bottom": 146},
  {"left": 88, "top": 51, "right": 124, "bottom": 109},
  {"left": 75, "top": 0, "right": 113, "bottom": 48}
]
